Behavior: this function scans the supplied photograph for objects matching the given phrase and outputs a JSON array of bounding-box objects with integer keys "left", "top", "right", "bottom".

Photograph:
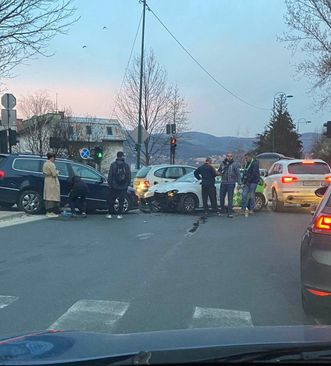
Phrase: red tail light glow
[
  {"left": 307, "top": 288, "right": 331, "bottom": 297},
  {"left": 143, "top": 180, "right": 150, "bottom": 188},
  {"left": 313, "top": 214, "right": 331, "bottom": 233},
  {"left": 302, "top": 160, "right": 315, "bottom": 164},
  {"left": 281, "top": 176, "right": 298, "bottom": 184},
  {"left": 325, "top": 176, "right": 331, "bottom": 183},
  {"left": 0, "top": 170, "right": 5, "bottom": 179}
]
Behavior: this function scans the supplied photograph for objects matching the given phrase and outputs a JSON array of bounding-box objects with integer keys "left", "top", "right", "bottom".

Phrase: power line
[{"left": 146, "top": 3, "right": 270, "bottom": 112}]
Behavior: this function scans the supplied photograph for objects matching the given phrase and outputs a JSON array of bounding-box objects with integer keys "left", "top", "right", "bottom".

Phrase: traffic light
[
  {"left": 93, "top": 146, "right": 103, "bottom": 163},
  {"left": 323, "top": 121, "right": 331, "bottom": 138}
]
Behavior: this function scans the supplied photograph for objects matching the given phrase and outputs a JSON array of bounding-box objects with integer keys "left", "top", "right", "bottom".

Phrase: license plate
[{"left": 303, "top": 181, "right": 321, "bottom": 186}]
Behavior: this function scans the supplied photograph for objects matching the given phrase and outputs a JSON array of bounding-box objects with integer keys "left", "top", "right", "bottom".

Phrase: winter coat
[
  {"left": 43, "top": 160, "right": 60, "bottom": 202},
  {"left": 67, "top": 175, "right": 89, "bottom": 196},
  {"left": 243, "top": 159, "right": 260, "bottom": 184},
  {"left": 107, "top": 158, "right": 131, "bottom": 190},
  {"left": 194, "top": 163, "right": 217, "bottom": 186},
  {"left": 218, "top": 159, "right": 241, "bottom": 185}
]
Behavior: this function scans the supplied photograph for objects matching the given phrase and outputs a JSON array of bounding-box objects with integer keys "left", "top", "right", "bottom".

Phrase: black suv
[{"left": 0, "top": 154, "right": 138, "bottom": 214}]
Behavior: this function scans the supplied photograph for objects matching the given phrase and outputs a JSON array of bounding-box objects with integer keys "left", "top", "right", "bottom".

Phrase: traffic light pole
[{"left": 136, "top": 0, "right": 146, "bottom": 170}]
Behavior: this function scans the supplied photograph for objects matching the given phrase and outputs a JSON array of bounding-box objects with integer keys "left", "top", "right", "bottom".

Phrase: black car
[
  {"left": 301, "top": 184, "right": 331, "bottom": 316},
  {"left": 0, "top": 154, "right": 138, "bottom": 214}
]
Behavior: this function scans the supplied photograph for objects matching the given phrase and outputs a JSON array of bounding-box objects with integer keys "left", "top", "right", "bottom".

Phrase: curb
[{"left": 0, "top": 211, "right": 25, "bottom": 222}]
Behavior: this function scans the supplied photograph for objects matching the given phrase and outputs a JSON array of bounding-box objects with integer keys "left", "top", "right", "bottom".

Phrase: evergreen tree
[{"left": 254, "top": 94, "right": 303, "bottom": 158}]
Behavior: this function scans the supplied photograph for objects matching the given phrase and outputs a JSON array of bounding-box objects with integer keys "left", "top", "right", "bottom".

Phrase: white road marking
[
  {"left": 48, "top": 300, "right": 129, "bottom": 332},
  {"left": 0, "top": 215, "right": 46, "bottom": 229},
  {"left": 136, "top": 233, "right": 153, "bottom": 240},
  {"left": 0, "top": 295, "right": 18, "bottom": 309},
  {"left": 191, "top": 306, "right": 253, "bottom": 328}
]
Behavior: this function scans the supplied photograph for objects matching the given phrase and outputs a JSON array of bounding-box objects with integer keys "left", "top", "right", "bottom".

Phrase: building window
[
  {"left": 107, "top": 127, "right": 113, "bottom": 135},
  {"left": 86, "top": 126, "right": 92, "bottom": 135}
]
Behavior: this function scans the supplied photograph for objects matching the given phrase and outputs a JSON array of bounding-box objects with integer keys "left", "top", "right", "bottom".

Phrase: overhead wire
[{"left": 146, "top": 2, "right": 271, "bottom": 112}]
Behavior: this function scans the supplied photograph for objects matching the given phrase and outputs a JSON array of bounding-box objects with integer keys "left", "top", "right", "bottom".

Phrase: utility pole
[{"left": 136, "top": 0, "right": 146, "bottom": 170}]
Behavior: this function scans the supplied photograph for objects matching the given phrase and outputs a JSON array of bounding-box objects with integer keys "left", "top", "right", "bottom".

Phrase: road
[{"left": 0, "top": 208, "right": 321, "bottom": 337}]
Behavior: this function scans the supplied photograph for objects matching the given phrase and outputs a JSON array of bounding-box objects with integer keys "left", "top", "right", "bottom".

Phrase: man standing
[
  {"left": 43, "top": 152, "right": 60, "bottom": 217},
  {"left": 218, "top": 153, "right": 241, "bottom": 218},
  {"left": 107, "top": 151, "right": 131, "bottom": 220},
  {"left": 194, "top": 157, "right": 219, "bottom": 215},
  {"left": 241, "top": 152, "right": 260, "bottom": 215}
]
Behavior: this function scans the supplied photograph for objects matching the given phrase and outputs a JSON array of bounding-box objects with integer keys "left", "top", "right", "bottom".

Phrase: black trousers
[
  {"left": 69, "top": 193, "right": 87, "bottom": 214},
  {"left": 201, "top": 185, "right": 218, "bottom": 212},
  {"left": 108, "top": 188, "right": 126, "bottom": 215}
]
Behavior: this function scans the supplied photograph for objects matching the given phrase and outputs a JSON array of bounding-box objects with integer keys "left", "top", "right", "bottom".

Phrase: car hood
[{"left": 2, "top": 326, "right": 331, "bottom": 364}]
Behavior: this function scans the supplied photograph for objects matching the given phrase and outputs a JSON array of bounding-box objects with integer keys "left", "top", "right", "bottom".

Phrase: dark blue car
[{"left": 0, "top": 154, "right": 138, "bottom": 214}]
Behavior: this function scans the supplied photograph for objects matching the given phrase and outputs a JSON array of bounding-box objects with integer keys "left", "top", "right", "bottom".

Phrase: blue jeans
[
  {"left": 242, "top": 183, "right": 258, "bottom": 211},
  {"left": 220, "top": 183, "right": 236, "bottom": 214}
]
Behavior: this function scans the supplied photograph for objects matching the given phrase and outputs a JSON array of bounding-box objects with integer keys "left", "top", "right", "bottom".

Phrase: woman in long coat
[{"left": 43, "top": 152, "right": 60, "bottom": 217}]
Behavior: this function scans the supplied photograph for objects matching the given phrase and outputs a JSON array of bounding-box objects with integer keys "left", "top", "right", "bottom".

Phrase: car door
[
  {"left": 53, "top": 160, "right": 71, "bottom": 206},
  {"left": 70, "top": 163, "right": 109, "bottom": 210},
  {"left": 265, "top": 163, "right": 280, "bottom": 200}
]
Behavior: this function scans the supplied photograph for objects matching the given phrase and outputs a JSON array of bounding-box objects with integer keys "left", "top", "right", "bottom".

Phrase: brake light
[
  {"left": 143, "top": 180, "right": 150, "bottom": 188},
  {"left": 307, "top": 288, "right": 331, "bottom": 297},
  {"left": 302, "top": 160, "right": 315, "bottom": 164},
  {"left": 0, "top": 170, "right": 5, "bottom": 179},
  {"left": 281, "top": 176, "right": 298, "bottom": 183},
  {"left": 325, "top": 176, "right": 331, "bottom": 183},
  {"left": 313, "top": 214, "right": 331, "bottom": 233}
]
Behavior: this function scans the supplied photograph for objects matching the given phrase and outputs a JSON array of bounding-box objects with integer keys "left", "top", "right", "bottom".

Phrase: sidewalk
[{"left": 0, "top": 209, "right": 25, "bottom": 222}]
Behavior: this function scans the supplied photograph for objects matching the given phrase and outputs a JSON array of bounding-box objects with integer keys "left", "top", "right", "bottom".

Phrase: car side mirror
[
  {"left": 99, "top": 176, "right": 105, "bottom": 183},
  {"left": 315, "top": 186, "right": 328, "bottom": 198}
]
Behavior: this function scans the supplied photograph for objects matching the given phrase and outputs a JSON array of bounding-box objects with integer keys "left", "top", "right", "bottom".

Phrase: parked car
[
  {"left": 264, "top": 159, "right": 331, "bottom": 211},
  {"left": 0, "top": 154, "right": 138, "bottom": 214},
  {"left": 301, "top": 184, "right": 331, "bottom": 316},
  {"left": 140, "top": 172, "right": 267, "bottom": 214},
  {"left": 133, "top": 164, "right": 196, "bottom": 198}
]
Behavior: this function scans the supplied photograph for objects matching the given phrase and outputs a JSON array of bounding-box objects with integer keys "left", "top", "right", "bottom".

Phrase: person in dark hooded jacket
[
  {"left": 67, "top": 175, "right": 89, "bottom": 217},
  {"left": 107, "top": 151, "right": 131, "bottom": 219}
]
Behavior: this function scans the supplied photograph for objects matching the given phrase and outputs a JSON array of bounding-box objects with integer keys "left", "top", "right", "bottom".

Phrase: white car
[
  {"left": 133, "top": 164, "right": 195, "bottom": 198},
  {"left": 141, "top": 172, "right": 267, "bottom": 214},
  {"left": 264, "top": 159, "right": 331, "bottom": 211}
]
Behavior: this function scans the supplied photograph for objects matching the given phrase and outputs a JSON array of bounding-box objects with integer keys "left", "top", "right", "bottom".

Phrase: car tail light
[
  {"left": 281, "top": 176, "right": 298, "bottom": 183},
  {"left": 302, "top": 160, "right": 315, "bottom": 164},
  {"left": 312, "top": 214, "right": 331, "bottom": 234},
  {"left": 325, "top": 176, "right": 331, "bottom": 183},
  {"left": 0, "top": 170, "right": 5, "bottom": 180},
  {"left": 307, "top": 288, "right": 331, "bottom": 297},
  {"left": 143, "top": 180, "right": 150, "bottom": 188}
]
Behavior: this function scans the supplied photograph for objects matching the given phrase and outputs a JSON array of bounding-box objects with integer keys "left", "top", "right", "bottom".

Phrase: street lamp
[
  {"left": 272, "top": 92, "right": 294, "bottom": 152},
  {"left": 297, "top": 118, "right": 312, "bottom": 133}
]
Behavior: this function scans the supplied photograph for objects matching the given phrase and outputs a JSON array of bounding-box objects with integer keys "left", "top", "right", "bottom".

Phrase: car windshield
[
  {"left": 2, "top": 0, "right": 331, "bottom": 363},
  {"left": 288, "top": 162, "right": 330, "bottom": 175}
]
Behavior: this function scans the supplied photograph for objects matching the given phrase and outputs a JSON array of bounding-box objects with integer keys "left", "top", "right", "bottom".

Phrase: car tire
[
  {"left": 254, "top": 193, "right": 265, "bottom": 212},
  {"left": 178, "top": 194, "right": 197, "bottom": 214},
  {"left": 272, "top": 189, "right": 284, "bottom": 212},
  {"left": 18, "top": 190, "right": 43, "bottom": 215}
]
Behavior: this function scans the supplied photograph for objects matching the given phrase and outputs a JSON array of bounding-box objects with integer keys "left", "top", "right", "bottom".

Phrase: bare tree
[
  {"left": 115, "top": 49, "right": 189, "bottom": 165},
  {"left": 0, "top": 0, "right": 78, "bottom": 82},
  {"left": 282, "top": 0, "right": 331, "bottom": 106}
]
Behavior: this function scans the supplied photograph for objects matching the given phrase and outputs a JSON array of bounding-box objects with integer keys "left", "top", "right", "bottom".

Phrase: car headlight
[
  {"left": 144, "top": 191, "right": 155, "bottom": 199},
  {"left": 167, "top": 190, "right": 179, "bottom": 198}
]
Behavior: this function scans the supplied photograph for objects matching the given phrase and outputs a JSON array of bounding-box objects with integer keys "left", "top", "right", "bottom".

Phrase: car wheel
[
  {"left": 179, "top": 194, "right": 197, "bottom": 214},
  {"left": 18, "top": 190, "right": 43, "bottom": 214},
  {"left": 113, "top": 196, "right": 130, "bottom": 213},
  {"left": 272, "top": 189, "right": 284, "bottom": 212},
  {"left": 254, "top": 193, "right": 265, "bottom": 212}
]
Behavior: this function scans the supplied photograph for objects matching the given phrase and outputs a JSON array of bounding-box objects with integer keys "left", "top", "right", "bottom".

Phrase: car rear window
[
  {"left": 13, "top": 158, "right": 41, "bottom": 173},
  {"left": 288, "top": 162, "right": 330, "bottom": 175},
  {"left": 136, "top": 166, "right": 151, "bottom": 178}
]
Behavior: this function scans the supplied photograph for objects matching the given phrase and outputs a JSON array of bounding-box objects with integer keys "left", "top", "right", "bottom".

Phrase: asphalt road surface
[{"left": 0, "top": 208, "right": 321, "bottom": 338}]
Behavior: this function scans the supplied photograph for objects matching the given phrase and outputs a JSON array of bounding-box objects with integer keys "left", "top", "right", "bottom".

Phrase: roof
[{"left": 69, "top": 117, "right": 120, "bottom": 125}]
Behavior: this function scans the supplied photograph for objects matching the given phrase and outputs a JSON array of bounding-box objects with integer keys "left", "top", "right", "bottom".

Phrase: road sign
[
  {"left": 130, "top": 126, "right": 149, "bottom": 144},
  {"left": 80, "top": 148, "right": 90, "bottom": 159},
  {"left": 1, "top": 109, "right": 16, "bottom": 127},
  {"left": 1, "top": 94, "right": 16, "bottom": 109}
]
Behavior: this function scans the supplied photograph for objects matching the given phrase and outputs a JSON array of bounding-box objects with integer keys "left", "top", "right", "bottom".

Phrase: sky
[{"left": 4, "top": 0, "right": 330, "bottom": 137}]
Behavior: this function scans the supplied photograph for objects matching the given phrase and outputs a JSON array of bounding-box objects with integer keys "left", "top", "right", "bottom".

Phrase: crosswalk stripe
[
  {"left": 191, "top": 306, "right": 253, "bottom": 328},
  {"left": 0, "top": 295, "right": 18, "bottom": 309},
  {"left": 0, "top": 215, "right": 46, "bottom": 228},
  {"left": 48, "top": 300, "right": 129, "bottom": 332}
]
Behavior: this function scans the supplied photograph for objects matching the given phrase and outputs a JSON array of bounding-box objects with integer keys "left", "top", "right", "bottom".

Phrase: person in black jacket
[
  {"left": 194, "top": 157, "right": 219, "bottom": 215},
  {"left": 67, "top": 175, "right": 89, "bottom": 217},
  {"left": 241, "top": 152, "right": 260, "bottom": 214},
  {"left": 107, "top": 151, "right": 131, "bottom": 220}
]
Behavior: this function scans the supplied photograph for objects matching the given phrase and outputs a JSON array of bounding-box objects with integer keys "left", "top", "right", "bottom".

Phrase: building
[{"left": 17, "top": 112, "right": 126, "bottom": 174}]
